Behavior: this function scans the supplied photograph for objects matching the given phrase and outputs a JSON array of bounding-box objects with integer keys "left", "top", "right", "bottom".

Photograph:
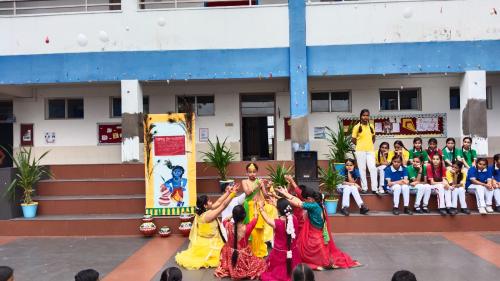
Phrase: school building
[{"left": 0, "top": 0, "right": 499, "bottom": 166}]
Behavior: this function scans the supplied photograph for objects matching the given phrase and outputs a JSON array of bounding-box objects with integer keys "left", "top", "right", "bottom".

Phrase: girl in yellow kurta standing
[
  {"left": 175, "top": 186, "right": 238, "bottom": 269},
  {"left": 242, "top": 163, "right": 275, "bottom": 258}
]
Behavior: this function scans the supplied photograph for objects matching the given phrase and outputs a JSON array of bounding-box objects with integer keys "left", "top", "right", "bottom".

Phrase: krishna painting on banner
[{"left": 144, "top": 113, "right": 196, "bottom": 216}]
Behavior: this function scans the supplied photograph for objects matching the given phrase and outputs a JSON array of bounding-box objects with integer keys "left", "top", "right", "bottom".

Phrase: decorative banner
[
  {"left": 338, "top": 113, "right": 446, "bottom": 138},
  {"left": 20, "top": 123, "right": 34, "bottom": 146},
  {"left": 98, "top": 123, "right": 122, "bottom": 144},
  {"left": 144, "top": 114, "right": 196, "bottom": 216}
]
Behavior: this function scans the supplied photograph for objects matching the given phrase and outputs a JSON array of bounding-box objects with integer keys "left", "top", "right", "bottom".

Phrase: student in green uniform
[
  {"left": 461, "top": 137, "right": 477, "bottom": 170},
  {"left": 407, "top": 156, "right": 432, "bottom": 213},
  {"left": 409, "top": 137, "right": 429, "bottom": 164},
  {"left": 442, "top": 138, "right": 463, "bottom": 169}
]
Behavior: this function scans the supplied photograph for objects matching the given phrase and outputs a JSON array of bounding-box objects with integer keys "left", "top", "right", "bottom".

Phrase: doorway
[
  {"left": 0, "top": 100, "right": 13, "bottom": 168},
  {"left": 240, "top": 94, "right": 275, "bottom": 161}
]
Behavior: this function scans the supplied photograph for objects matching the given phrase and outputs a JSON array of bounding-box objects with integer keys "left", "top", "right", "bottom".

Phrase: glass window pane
[
  {"left": 380, "top": 90, "right": 398, "bottom": 110},
  {"left": 67, "top": 99, "right": 84, "bottom": 119},
  {"left": 0, "top": 101, "right": 13, "bottom": 120},
  {"left": 112, "top": 97, "right": 122, "bottom": 117},
  {"left": 197, "top": 96, "right": 214, "bottom": 116},
  {"left": 267, "top": 116, "right": 274, "bottom": 126},
  {"left": 449, "top": 88, "right": 460, "bottom": 110},
  {"left": 311, "top": 92, "right": 329, "bottom": 112},
  {"left": 177, "top": 96, "right": 195, "bottom": 113},
  {"left": 143, "top": 96, "right": 149, "bottom": 114},
  {"left": 400, "top": 89, "right": 419, "bottom": 110},
  {"left": 48, "top": 99, "right": 66, "bottom": 119},
  {"left": 331, "top": 91, "right": 350, "bottom": 112}
]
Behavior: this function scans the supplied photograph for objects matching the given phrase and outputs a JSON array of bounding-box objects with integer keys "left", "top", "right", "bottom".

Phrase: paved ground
[{"left": 0, "top": 233, "right": 499, "bottom": 281}]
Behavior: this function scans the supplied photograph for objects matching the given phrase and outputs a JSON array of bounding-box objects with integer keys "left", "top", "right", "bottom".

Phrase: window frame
[
  {"left": 176, "top": 95, "right": 215, "bottom": 116},
  {"left": 379, "top": 88, "right": 422, "bottom": 111},
  {"left": 109, "top": 96, "right": 150, "bottom": 118},
  {"left": 310, "top": 90, "right": 352, "bottom": 113},
  {"left": 449, "top": 87, "right": 460, "bottom": 110},
  {"left": 45, "top": 98, "right": 84, "bottom": 120}
]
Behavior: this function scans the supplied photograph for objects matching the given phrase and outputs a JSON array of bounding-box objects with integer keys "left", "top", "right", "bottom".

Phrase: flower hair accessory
[
  {"left": 285, "top": 205, "right": 296, "bottom": 239},
  {"left": 286, "top": 250, "right": 292, "bottom": 259}
]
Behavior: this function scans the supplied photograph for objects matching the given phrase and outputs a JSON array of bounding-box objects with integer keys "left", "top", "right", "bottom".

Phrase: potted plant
[
  {"left": 267, "top": 163, "right": 293, "bottom": 191},
  {"left": 318, "top": 162, "right": 345, "bottom": 215},
  {"left": 201, "top": 137, "right": 237, "bottom": 192},
  {"left": 2, "top": 146, "right": 53, "bottom": 218},
  {"left": 325, "top": 121, "right": 355, "bottom": 171}
]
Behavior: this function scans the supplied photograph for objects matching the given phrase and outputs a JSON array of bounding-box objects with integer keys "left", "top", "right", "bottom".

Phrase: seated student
[
  {"left": 407, "top": 156, "right": 432, "bottom": 213},
  {"left": 391, "top": 270, "right": 417, "bottom": 281},
  {"left": 0, "top": 266, "right": 14, "bottom": 281},
  {"left": 461, "top": 137, "right": 477, "bottom": 170},
  {"left": 387, "top": 140, "right": 410, "bottom": 166},
  {"left": 384, "top": 155, "right": 412, "bottom": 215},
  {"left": 292, "top": 264, "right": 315, "bottom": 281},
  {"left": 75, "top": 269, "right": 100, "bottom": 281},
  {"left": 446, "top": 161, "right": 470, "bottom": 215},
  {"left": 337, "top": 158, "right": 370, "bottom": 216},
  {"left": 409, "top": 137, "right": 429, "bottom": 164},
  {"left": 427, "top": 154, "right": 451, "bottom": 216},
  {"left": 375, "top": 142, "right": 390, "bottom": 194},
  {"left": 490, "top": 154, "right": 500, "bottom": 212},
  {"left": 442, "top": 137, "right": 464, "bottom": 169},
  {"left": 160, "top": 267, "right": 182, "bottom": 281},
  {"left": 426, "top": 138, "right": 443, "bottom": 160},
  {"left": 467, "top": 158, "right": 494, "bottom": 214}
]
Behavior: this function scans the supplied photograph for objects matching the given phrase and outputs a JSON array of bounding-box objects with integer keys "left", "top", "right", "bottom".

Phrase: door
[
  {"left": 240, "top": 94, "right": 275, "bottom": 161},
  {"left": 0, "top": 101, "right": 14, "bottom": 167}
]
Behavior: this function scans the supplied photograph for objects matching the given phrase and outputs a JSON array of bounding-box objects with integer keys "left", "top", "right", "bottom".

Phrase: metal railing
[
  {"left": 0, "top": 0, "right": 121, "bottom": 16},
  {"left": 137, "top": 0, "right": 286, "bottom": 10}
]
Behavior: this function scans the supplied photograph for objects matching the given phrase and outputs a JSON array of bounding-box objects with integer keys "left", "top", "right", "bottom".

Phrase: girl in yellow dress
[
  {"left": 175, "top": 186, "right": 237, "bottom": 269},
  {"left": 242, "top": 163, "right": 275, "bottom": 258}
]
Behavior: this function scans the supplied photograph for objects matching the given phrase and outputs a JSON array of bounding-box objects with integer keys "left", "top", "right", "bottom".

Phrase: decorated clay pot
[
  {"left": 179, "top": 213, "right": 194, "bottom": 223},
  {"left": 179, "top": 222, "right": 192, "bottom": 237},
  {"left": 139, "top": 215, "right": 157, "bottom": 237},
  {"left": 158, "top": 226, "right": 171, "bottom": 238}
]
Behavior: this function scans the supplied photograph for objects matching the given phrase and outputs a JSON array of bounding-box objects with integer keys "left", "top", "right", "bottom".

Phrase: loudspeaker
[{"left": 294, "top": 151, "right": 318, "bottom": 180}]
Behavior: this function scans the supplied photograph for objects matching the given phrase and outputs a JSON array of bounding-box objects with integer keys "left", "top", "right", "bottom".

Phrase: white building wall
[
  {"left": 10, "top": 74, "right": 500, "bottom": 164},
  {"left": 307, "top": 0, "right": 500, "bottom": 46}
]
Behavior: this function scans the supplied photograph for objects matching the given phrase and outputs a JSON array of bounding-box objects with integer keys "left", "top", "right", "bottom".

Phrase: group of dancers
[{"left": 175, "top": 163, "right": 359, "bottom": 281}]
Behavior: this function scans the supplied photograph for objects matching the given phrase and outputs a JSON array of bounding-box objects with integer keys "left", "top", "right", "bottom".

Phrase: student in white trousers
[
  {"left": 337, "top": 159, "right": 370, "bottom": 216},
  {"left": 384, "top": 155, "right": 412, "bottom": 215},
  {"left": 446, "top": 161, "right": 470, "bottom": 215},
  {"left": 466, "top": 158, "right": 494, "bottom": 215},
  {"left": 407, "top": 156, "right": 432, "bottom": 213},
  {"left": 427, "top": 154, "right": 452, "bottom": 216},
  {"left": 490, "top": 154, "right": 500, "bottom": 212},
  {"left": 375, "top": 142, "right": 390, "bottom": 194},
  {"left": 352, "top": 109, "right": 378, "bottom": 194}
]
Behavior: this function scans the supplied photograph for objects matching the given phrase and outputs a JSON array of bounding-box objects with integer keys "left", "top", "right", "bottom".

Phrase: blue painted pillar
[{"left": 289, "top": 0, "right": 309, "bottom": 152}]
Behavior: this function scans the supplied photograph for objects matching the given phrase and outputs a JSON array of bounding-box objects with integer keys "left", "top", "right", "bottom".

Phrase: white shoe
[
  {"left": 486, "top": 206, "right": 494, "bottom": 213},
  {"left": 478, "top": 207, "right": 487, "bottom": 215},
  {"left": 378, "top": 188, "right": 385, "bottom": 194}
]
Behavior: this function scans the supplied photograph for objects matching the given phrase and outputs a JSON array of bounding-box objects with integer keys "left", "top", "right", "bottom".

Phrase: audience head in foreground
[
  {"left": 0, "top": 266, "right": 14, "bottom": 281},
  {"left": 75, "top": 269, "right": 100, "bottom": 281},
  {"left": 292, "top": 263, "right": 315, "bottom": 281},
  {"left": 391, "top": 270, "right": 417, "bottom": 281},
  {"left": 160, "top": 267, "right": 182, "bottom": 281}
]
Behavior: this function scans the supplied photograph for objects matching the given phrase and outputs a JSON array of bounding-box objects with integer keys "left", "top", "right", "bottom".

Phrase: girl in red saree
[
  {"left": 214, "top": 205, "right": 267, "bottom": 279},
  {"left": 277, "top": 187, "right": 361, "bottom": 270}
]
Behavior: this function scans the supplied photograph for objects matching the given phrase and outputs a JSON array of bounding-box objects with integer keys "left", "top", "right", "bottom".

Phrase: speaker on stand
[{"left": 294, "top": 151, "right": 320, "bottom": 192}]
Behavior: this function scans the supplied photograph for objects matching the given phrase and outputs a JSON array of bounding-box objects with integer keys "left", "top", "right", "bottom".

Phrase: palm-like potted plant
[
  {"left": 201, "top": 137, "right": 237, "bottom": 192},
  {"left": 318, "top": 162, "right": 345, "bottom": 215},
  {"left": 267, "top": 163, "right": 293, "bottom": 189},
  {"left": 2, "top": 146, "right": 53, "bottom": 218},
  {"left": 325, "top": 121, "right": 355, "bottom": 171}
]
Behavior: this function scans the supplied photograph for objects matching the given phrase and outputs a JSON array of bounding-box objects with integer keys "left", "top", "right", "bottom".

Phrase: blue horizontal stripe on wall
[
  {"left": 0, "top": 48, "right": 290, "bottom": 85},
  {"left": 2, "top": 40, "right": 500, "bottom": 84},
  {"left": 308, "top": 40, "right": 500, "bottom": 76}
]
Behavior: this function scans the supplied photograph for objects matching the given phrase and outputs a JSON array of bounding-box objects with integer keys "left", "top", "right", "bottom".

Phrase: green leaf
[
  {"left": 318, "top": 162, "right": 344, "bottom": 200},
  {"left": 325, "top": 121, "right": 355, "bottom": 163},
  {"left": 267, "top": 163, "right": 292, "bottom": 188}
]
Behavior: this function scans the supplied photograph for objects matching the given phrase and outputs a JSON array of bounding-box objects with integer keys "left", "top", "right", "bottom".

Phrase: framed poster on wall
[
  {"left": 20, "top": 123, "right": 34, "bottom": 146},
  {"left": 97, "top": 123, "right": 122, "bottom": 144}
]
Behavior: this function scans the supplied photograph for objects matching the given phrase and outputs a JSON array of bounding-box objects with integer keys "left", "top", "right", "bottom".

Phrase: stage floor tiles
[{"left": 0, "top": 233, "right": 499, "bottom": 281}]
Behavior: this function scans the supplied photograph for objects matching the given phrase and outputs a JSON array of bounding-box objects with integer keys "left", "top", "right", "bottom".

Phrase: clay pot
[
  {"left": 179, "top": 213, "right": 194, "bottom": 223},
  {"left": 139, "top": 215, "right": 157, "bottom": 237},
  {"left": 179, "top": 222, "right": 192, "bottom": 237},
  {"left": 158, "top": 226, "right": 171, "bottom": 238}
]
